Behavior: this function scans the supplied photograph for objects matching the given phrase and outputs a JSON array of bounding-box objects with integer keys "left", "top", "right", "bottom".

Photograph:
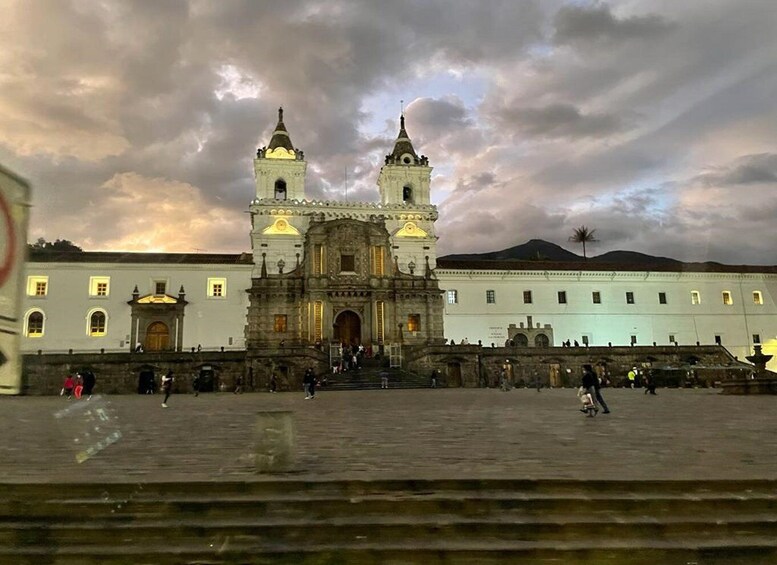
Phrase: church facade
[{"left": 19, "top": 111, "right": 777, "bottom": 373}]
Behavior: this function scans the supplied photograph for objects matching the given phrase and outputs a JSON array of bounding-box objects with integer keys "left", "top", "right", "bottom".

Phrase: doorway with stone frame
[{"left": 333, "top": 309, "right": 361, "bottom": 346}]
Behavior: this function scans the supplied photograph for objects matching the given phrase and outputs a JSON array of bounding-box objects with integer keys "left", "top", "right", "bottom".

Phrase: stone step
[
  {"left": 1, "top": 539, "right": 776, "bottom": 565},
  {"left": 4, "top": 494, "right": 777, "bottom": 521},
  {"left": 3, "top": 480, "right": 776, "bottom": 563}
]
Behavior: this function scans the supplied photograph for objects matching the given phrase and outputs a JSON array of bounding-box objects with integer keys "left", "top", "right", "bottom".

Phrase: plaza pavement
[{"left": 1, "top": 387, "right": 776, "bottom": 483}]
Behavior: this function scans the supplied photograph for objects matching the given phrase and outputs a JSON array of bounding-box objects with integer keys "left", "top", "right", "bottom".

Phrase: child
[{"left": 62, "top": 374, "right": 75, "bottom": 400}]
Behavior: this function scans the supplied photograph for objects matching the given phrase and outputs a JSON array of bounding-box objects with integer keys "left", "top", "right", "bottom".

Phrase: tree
[
  {"left": 569, "top": 226, "right": 597, "bottom": 259},
  {"left": 28, "top": 238, "right": 83, "bottom": 253}
]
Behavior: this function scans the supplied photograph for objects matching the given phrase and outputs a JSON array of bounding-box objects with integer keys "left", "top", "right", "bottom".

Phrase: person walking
[
  {"left": 627, "top": 367, "right": 637, "bottom": 388},
  {"left": 234, "top": 374, "right": 243, "bottom": 394},
  {"left": 380, "top": 370, "right": 389, "bottom": 389},
  {"left": 192, "top": 372, "right": 200, "bottom": 397},
  {"left": 269, "top": 373, "right": 278, "bottom": 393},
  {"left": 82, "top": 370, "right": 96, "bottom": 400},
  {"left": 303, "top": 368, "right": 315, "bottom": 399},
  {"left": 61, "top": 374, "right": 75, "bottom": 400},
  {"left": 591, "top": 366, "right": 611, "bottom": 414},
  {"left": 161, "top": 370, "right": 173, "bottom": 408},
  {"left": 430, "top": 369, "right": 437, "bottom": 388},
  {"left": 644, "top": 370, "right": 657, "bottom": 395},
  {"left": 580, "top": 364, "right": 599, "bottom": 414}
]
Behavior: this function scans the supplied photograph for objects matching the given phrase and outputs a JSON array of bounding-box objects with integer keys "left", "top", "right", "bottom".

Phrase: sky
[{"left": 1, "top": 0, "right": 776, "bottom": 264}]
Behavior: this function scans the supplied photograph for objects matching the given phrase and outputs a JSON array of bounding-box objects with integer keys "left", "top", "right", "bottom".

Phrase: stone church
[{"left": 246, "top": 109, "right": 445, "bottom": 351}]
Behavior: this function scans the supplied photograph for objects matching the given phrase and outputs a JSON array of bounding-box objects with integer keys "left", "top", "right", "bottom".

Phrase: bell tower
[
  {"left": 377, "top": 114, "right": 432, "bottom": 205},
  {"left": 254, "top": 107, "right": 307, "bottom": 201}
]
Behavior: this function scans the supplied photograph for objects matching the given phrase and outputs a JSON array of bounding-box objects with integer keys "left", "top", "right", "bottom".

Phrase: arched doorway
[
  {"left": 146, "top": 321, "right": 170, "bottom": 351},
  {"left": 333, "top": 310, "right": 361, "bottom": 345},
  {"left": 535, "top": 333, "right": 550, "bottom": 348}
]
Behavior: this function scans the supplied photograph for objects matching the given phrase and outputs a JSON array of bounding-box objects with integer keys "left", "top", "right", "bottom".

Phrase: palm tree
[{"left": 569, "top": 226, "right": 597, "bottom": 259}]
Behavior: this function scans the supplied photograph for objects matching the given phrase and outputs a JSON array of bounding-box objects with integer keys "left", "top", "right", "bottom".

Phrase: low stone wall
[
  {"left": 22, "top": 351, "right": 247, "bottom": 396},
  {"left": 405, "top": 344, "right": 750, "bottom": 388},
  {"left": 21, "top": 344, "right": 752, "bottom": 395}
]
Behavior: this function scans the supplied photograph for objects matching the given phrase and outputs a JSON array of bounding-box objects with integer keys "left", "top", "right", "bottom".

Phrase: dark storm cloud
[
  {"left": 499, "top": 103, "right": 624, "bottom": 139},
  {"left": 1, "top": 0, "right": 776, "bottom": 265},
  {"left": 553, "top": 3, "right": 674, "bottom": 45},
  {"left": 695, "top": 154, "right": 777, "bottom": 187}
]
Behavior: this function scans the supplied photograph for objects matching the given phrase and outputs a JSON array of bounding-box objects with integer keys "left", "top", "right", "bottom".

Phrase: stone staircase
[
  {"left": 323, "top": 358, "right": 431, "bottom": 391},
  {"left": 2, "top": 479, "right": 777, "bottom": 564}
]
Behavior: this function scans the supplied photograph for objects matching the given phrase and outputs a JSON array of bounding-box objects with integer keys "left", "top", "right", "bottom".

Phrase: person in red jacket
[{"left": 62, "top": 374, "right": 75, "bottom": 400}]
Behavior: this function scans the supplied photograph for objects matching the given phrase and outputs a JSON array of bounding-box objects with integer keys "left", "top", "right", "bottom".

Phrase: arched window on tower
[
  {"left": 274, "top": 179, "right": 287, "bottom": 200},
  {"left": 402, "top": 185, "right": 413, "bottom": 204}
]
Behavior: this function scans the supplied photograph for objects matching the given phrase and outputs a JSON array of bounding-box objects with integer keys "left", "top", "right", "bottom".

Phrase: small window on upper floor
[
  {"left": 486, "top": 290, "right": 495, "bottom": 304},
  {"left": 753, "top": 334, "right": 761, "bottom": 344},
  {"left": 722, "top": 291, "right": 733, "bottom": 305},
  {"left": 658, "top": 292, "right": 667, "bottom": 305},
  {"left": 447, "top": 290, "right": 458, "bottom": 304},
  {"left": 274, "top": 314, "right": 287, "bottom": 333},
  {"left": 753, "top": 291, "right": 764, "bottom": 305},
  {"left": 714, "top": 334, "right": 722, "bottom": 345},
  {"left": 592, "top": 291, "right": 601, "bottom": 304},
  {"left": 557, "top": 291, "right": 567, "bottom": 304},
  {"left": 25, "top": 310, "right": 44, "bottom": 337},
  {"left": 691, "top": 290, "right": 701, "bottom": 305},
  {"left": 626, "top": 292, "right": 635, "bottom": 304},
  {"left": 89, "top": 276, "right": 110, "bottom": 297},
  {"left": 27, "top": 276, "right": 48, "bottom": 297},
  {"left": 208, "top": 278, "right": 227, "bottom": 298},
  {"left": 407, "top": 314, "right": 421, "bottom": 332},
  {"left": 340, "top": 254, "right": 355, "bottom": 272},
  {"left": 523, "top": 290, "right": 532, "bottom": 304},
  {"left": 154, "top": 281, "right": 167, "bottom": 295}
]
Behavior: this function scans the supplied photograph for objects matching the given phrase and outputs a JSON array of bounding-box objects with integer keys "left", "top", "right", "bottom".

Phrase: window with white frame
[
  {"left": 154, "top": 280, "right": 167, "bottom": 295},
  {"left": 753, "top": 334, "right": 761, "bottom": 344},
  {"left": 523, "top": 290, "right": 532, "bottom": 304},
  {"left": 558, "top": 291, "right": 567, "bottom": 304},
  {"left": 722, "top": 291, "right": 733, "bottom": 305},
  {"left": 486, "top": 290, "right": 495, "bottom": 304},
  {"left": 25, "top": 310, "right": 45, "bottom": 337},
  {"left": 446, "top": 290, "right": 458, "bottom": 304},
  {"left": 27, "top": 276, "right": 48, "bottom": 297},
  {"left": 658, "top": 292, "right": 667, "bottom": 304},
  {"left": 691, "top": 290, "right": 701, "bottom": 305},
  {"left": 626, "top": 291, "right": 635, "bottom": 304},
  {"left": 208, "top": 278, "right": 227, "bottom": 298},
  {"left": 89, "top": 276, "right": 110, "bottom": 297},
  {"left": 88, "top": 310, "right": 107, "bottom": 337},
  {"left": 592, "top": 291, "right": 601, "bottom": 304},
  {"left": 753, "top": 291, "right": 763, "bottom": 305}
]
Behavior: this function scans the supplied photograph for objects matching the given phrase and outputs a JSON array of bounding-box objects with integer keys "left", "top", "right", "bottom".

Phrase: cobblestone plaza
[{"left": 2, "top": 388, "right": 775, "bottom": 483}]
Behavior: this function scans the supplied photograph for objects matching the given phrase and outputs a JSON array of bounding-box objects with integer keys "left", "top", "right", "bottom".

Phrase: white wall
[
  {"left": 437, "top": 269, "right": 777, "bottom": 369},
  {"left": 22, "top": 261, "right": 252, "bottom": 352}
]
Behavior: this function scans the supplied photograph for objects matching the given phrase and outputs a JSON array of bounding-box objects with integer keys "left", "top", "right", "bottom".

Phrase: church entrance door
[
  {"left": 333, "top": 310, "right": 361, "bottom": 345},
  {"left": 146, "top": 321, "right": 170, "bottom": 351}
]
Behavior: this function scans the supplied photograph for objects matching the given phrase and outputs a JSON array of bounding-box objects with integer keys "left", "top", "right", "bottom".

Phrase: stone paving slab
[{"left": 1, "top": 388, "right": 775, "bottom": 482}]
